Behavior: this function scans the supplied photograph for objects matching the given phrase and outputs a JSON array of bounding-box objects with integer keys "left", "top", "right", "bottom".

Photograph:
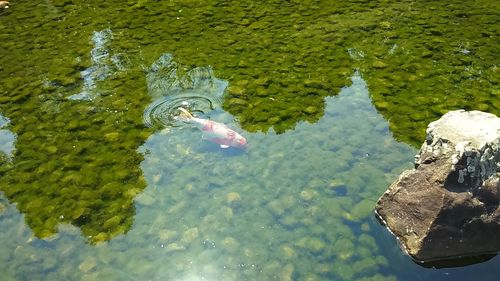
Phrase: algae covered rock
[{"left": 376, "top": 110, "right": 500, "bottom": 263}]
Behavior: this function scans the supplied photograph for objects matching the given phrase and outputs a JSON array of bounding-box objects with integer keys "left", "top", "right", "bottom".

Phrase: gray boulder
[{"left": 375, "top": 110, "right": 500, "bottom": 263}]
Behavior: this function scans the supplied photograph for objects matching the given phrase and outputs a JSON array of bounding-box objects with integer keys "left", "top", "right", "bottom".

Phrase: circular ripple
[{"left": 143, "top": 92, "right": 222, "bottom": 128}]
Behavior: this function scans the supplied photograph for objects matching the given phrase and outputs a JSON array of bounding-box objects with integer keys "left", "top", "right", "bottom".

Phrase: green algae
[
  {"left": 0, "top": 10, "right": 152, "bottom": 243},
  {"left": 0, "top": 0, "right": 499, "bottom": 280}
]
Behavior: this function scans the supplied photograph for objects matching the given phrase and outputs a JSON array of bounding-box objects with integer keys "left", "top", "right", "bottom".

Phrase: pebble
[
  {"left": 78, "top": 257, "right": 97, "bottom": 273},
  {"left": 222, "top": 236, "right": 240, "bottom": 253},
  {"left": 281, "top": 263, "right": 295, "bottom": 281},
  {"left": 227, "top": 86, "right": 245, "bottom": 96},
  {"left": 180, "top": 227, "right": 199, "bottom": 245},
  {"left": 165, "top": 243, "right": 185, "bottom": 253},
  {"left": 296, "top": 237, "right": 326, "bottom": 254},
  {"left": 281, "top": 245, "right": 297, "bottom": 259},
  {"left": 300, "top": 189, "right": 316, "bottom": 201},
  {"left": 104, "top": 132, "right": 120, "bottom": 142},
  {"left": 135, "top": 193, "right": 156, "bottom": 206},
  {"left": 0, "top": 202, "right": 6, "bottom": 216},
  {"left": 226, "top": 192, "right": 241, "bottom": 204},
  {"left": 372, "top": 60, "right": 388, "bottom": 69},
  {"left": 158, "top": 229, "right": 178, "bottom": 242}
]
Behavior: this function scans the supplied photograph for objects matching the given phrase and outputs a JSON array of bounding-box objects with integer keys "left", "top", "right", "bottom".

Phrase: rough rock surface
[{"left": 375, "top": 110, "right": 500, "bottom": 262}]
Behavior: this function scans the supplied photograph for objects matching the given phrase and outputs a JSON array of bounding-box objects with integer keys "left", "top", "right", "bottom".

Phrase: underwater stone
[
  {"left": 222, "top": 206, "right": 234, "bottom": 220},
  {"left": 372, "top": 60, "right": 388, "bottom": 69},
  {"left": 280, "top": 215, "right": 301, "bottom": 228},
  {"left": 78, "top": 256, "right": 97, "bottom": 273},
  {"left": 376, "top": 110, "right": 500, "bottom": 262},
  {"left": 93, "top": 232, "right": 109, "bottom": 243},
  {"left": 0, "top": 202, "right": 6, "bottom": 216},
  {"left": 180, "top": 227, "right": 199, "bottom": 245},
  {"left": 226, "top": 192, "right": 241, "bottom": 204},
  {"left": 135, "top": 193, "right": 156, "bottom": 206},
  {"left": 227, "top": 98, "right": 248, "bottom": 106},
  {"left": 158, "top": 229, "right": 178, "bottom": 242},
  {"left": 281, "top": 245, "right": 297, "bottom": 259},
  {"left": 45, "top": 145, "right": 58, "bottom": 154},
  {"left": 104, "top": 132, "right": 120, "bottom": 142},
  {"left": 304, "top": 106, "right": 318, "bottom": 114},
  {"left": 103, "top": 216, "right": 122, "bottom": 230},
  {"left": 255, "top": 77, "right": 270, "bottom": 86},
  {"left": 165, "top": 243, "right": 185, "bottom": 253},
  {"left": 304, "top": 79, "right": 326, "bottom": 89},
  {"left": 222, "top": 236, "right": 240, "bottom": 254},
  {"left": 345, "top": 199, "right": 376, "bottom": 222},
  {"left": 267, "top": 195, "right": 295, "bottom": 217},
  {"left": 280, "top": 263, "right": 294, "bottom": 281},
  {"left": 296, "top": 237, "right": 326, "bottom": 254},
  {"left": 299, "top": 189, "right": 317, "bottom": 201}
]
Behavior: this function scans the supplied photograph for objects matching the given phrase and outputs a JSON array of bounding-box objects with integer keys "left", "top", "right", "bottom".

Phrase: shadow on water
[{"left": 415, "top": 254, "right": 497, "bottom": 269}]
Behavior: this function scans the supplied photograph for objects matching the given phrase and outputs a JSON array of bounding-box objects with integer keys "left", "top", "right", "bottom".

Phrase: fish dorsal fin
[{"left": 220, "top": 145, "right": 229, "bottom": 149}]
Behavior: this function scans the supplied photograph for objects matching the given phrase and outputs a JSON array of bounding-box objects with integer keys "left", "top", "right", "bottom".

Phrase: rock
[{"left": 375, "top": 110, "right": 500, "bottom": 263}]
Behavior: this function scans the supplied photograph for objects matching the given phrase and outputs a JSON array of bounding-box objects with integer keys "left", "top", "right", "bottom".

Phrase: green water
[{"left": 0, "top": 0, "right": 499, "bottom": 280}]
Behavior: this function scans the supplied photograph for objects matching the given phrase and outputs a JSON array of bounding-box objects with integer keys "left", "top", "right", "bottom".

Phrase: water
[{"left": 0, "top": 1, "right": 499, "bottom": 280}]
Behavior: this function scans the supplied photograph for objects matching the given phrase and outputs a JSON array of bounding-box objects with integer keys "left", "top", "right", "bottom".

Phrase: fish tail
[{"left": 178, "top": 107, "right": 193, "bottom": 121}]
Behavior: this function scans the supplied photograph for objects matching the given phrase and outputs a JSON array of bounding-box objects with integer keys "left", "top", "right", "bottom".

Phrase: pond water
[{"left": 0, "top": 1, "right": 498, "bottom": 280}]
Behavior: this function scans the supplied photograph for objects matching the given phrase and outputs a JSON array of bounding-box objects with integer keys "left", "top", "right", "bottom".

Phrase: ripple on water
[
  {"left": 143, "top": 53, "right": 228, "bottom": 129},
  {"left": 143, "top": 92, "right": 222, "bottom": 128}
]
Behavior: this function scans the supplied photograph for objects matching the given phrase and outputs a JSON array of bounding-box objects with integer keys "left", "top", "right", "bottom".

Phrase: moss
[{"left": 0, "top": 0, "right": 497, "bottom": 280}]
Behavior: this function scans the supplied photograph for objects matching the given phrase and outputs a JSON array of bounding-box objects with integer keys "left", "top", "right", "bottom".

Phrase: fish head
[{"left": 233, "top": 135, "right": 247, "bottom": 149}]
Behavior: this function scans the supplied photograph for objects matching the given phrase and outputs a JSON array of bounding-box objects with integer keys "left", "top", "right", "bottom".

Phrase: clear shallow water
[
  {"left": 0, "top": 0, "right": 499, "bottom": 280},
  {"left": 1, "top": 70, "right": 499, "bottom": 280}
]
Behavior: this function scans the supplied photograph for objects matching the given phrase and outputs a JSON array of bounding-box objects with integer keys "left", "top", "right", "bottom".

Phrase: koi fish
[{"left": 178, "top": 108, "right": 247, "bottom": 149}]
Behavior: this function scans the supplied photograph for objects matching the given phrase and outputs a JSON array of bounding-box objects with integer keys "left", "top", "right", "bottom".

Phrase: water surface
[{"left": 0, "top": 1, "right": 499, "bottom": 280}]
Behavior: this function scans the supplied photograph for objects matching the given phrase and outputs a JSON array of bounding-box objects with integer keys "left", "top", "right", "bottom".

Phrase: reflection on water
[
  {"left": 0, "top": 0, "right": 498, "bottom": 279},
  {"left": 0, "top": 114, "right": 15, "bottom": 159},
  {"left": 69, "top": 29, "right": 126, "bottom": 101},
  {"left": 0, "top": 27, "right": 149, "bottom": 244},
  {"left": 0, "top": 72, "right": 498, "bottom": 280},
  {"left": 143, "top": 54, "right": 226, "bottom": 129},
  {"left": 136, "top": 72, "right": 410, "bottom": 280}
]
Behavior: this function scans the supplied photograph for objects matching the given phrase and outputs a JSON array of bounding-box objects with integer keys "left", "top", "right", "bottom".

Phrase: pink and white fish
[{"left": 178, "top": 108, "right": 247, "bottom": 149}]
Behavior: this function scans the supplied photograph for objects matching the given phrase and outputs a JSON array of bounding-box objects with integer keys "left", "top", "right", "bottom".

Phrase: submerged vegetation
[{"left": 0, "top": 0, "right": 498, "bottom": 279}]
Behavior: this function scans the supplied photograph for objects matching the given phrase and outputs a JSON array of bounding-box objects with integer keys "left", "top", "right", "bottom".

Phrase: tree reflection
[
  {"left": 0, "top": 0, "right": 497, "bottom": 244},
  {"left": 0, "top": 27, "right": 151, "bottom": 244}
]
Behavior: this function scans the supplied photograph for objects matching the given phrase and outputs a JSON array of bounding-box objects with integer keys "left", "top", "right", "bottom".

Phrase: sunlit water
[
  {"left": 1, "top": 68, "right": 498, "bottom": 280},
  {"left": 0, "top": 1, "right": 499, "bottom": 280}
]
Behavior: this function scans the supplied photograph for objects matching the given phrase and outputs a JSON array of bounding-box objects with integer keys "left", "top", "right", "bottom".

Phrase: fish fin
[
  {"left": 178, "top": 107, "right": 193, "bottom": 121},
  {"left": 220, "top": 145, "right": 230, "bottom": 149}
]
